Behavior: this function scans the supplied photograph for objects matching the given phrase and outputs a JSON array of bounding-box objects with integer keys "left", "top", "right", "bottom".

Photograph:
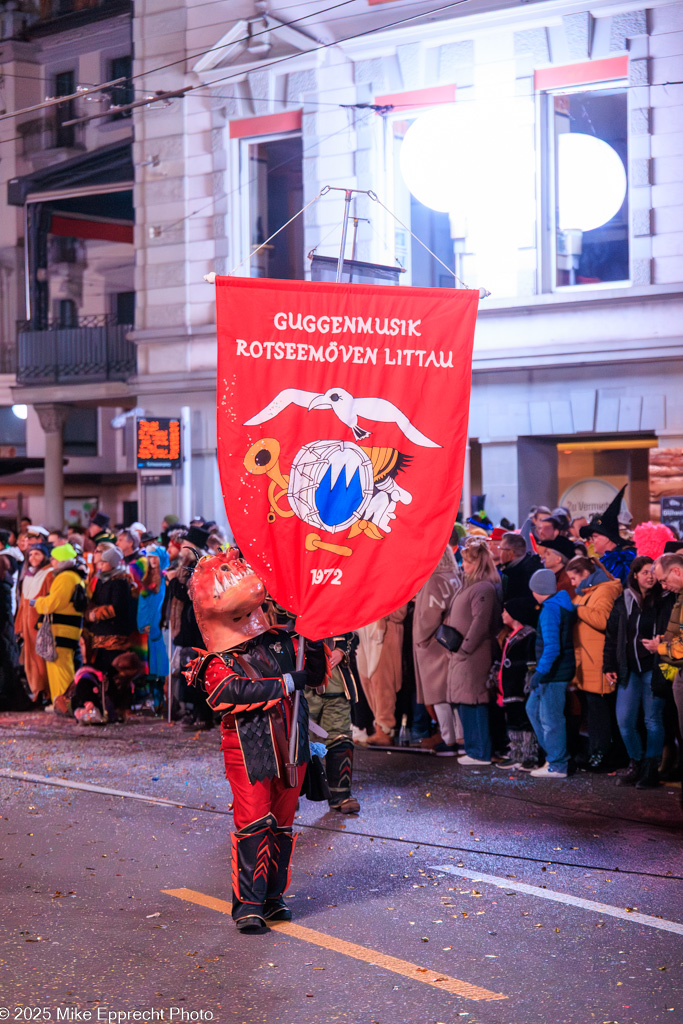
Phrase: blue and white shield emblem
[{"left": 287, "top": 440, "right": 374, "bottom": 533}]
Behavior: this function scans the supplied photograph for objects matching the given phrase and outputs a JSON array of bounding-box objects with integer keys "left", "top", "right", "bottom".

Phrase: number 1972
[{"left": 310, "top": 568, "right": 343, "bottom": 586}]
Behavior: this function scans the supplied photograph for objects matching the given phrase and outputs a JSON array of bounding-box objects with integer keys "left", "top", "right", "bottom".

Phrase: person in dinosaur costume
[{"left": 185, "top": 547, "right": 328, "bottom": 935}]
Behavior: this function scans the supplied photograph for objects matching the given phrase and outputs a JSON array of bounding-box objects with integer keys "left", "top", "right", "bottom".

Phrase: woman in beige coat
[
  {"left": 566, "top": 555, "right": 622, "bottom": 771},
  {"left": 356, "top": 605, "right": 407, "bottom": 745},
  {"left": 444, "top": 539, "right": 502, "bottom": 765},
  {"left": 413, "top": 547, "right": 463, "bottom": 754}
]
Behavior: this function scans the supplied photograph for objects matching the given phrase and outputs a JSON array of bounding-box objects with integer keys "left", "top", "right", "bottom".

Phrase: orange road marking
[{"left": 163, "top": 887, "right": 507, "bottom": 1002}]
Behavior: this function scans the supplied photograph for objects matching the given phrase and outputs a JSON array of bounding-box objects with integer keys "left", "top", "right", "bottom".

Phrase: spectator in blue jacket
[{"left": 526, "top": 568, "right": 576, "bottom": 779}]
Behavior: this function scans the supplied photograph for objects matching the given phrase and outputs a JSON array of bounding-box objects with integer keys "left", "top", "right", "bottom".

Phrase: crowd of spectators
[
  {"left": 0, "top": 511, "right": 228, "bottom": 728},
  {"left": 2, "top": 488, "right": 683, "bottom": 793}
]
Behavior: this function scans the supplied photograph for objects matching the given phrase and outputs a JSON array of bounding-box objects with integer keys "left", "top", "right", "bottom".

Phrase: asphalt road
[{"left": 0, "top": 712, "right": 681, "bottom": 1024}]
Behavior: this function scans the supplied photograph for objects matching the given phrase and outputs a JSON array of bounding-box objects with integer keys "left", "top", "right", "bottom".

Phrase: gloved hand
[
  {"left": 528, "top": 671, "right": 541, "bottom": 691},
  {"left": 290, "top": 671, "right": 309, "bottom": 691},
  {"left": 302, "top": 640, "right": 328, "bottom": 690}
]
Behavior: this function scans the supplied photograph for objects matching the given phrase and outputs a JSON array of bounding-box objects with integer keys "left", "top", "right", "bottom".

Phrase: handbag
[
  {"left": 35, "top": 615, "right": 58, "bottom": 663},
  {"left": 301, "top": 753, "right": 331, "bottom": 802},
  {"left": 435, "top": 623, "right": 464, "bottom": 653}
]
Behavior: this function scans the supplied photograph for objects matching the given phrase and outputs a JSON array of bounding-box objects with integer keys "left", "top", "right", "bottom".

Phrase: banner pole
[
  {"left": 167, "top": 627, "right": 173, "bottom": 724},
  {"left": 286, "top": 636, "right": 305, "bottom": 785},
  {"left": 336, "top": 190, "right": 353, "bottom": 283}
]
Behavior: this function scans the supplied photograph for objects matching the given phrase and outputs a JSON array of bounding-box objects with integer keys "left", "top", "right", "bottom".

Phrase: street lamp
[{"left": 558, "top": 132, "right": 627, "bottom": 233}]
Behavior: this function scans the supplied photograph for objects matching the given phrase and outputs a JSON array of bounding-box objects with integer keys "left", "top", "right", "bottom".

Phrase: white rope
[
  {"left": 225, "top": 189, "right": 325, "bottom": 278},
  {"left": 369, "top": 191, "right": 490, "bottom": 297},
  {"left": 204, "top": 186, "right": 490, "bottom": 297}
]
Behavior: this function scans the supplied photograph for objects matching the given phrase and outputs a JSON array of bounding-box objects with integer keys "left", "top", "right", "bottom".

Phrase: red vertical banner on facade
[{"left": 216, "top": 276, "right": 478, "bottom": 640}]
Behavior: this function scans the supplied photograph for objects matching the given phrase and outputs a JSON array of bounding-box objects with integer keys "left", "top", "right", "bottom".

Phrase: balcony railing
[{"left": 16, "top": 315, "right": 136, "bottom": 386}]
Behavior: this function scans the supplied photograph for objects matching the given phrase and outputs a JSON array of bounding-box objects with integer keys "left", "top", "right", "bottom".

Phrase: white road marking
[
  {"left": 0, "top": 769, "right": 189, "bottom": 808},
  {"left": 430, "top": 863, "right": 683, "bottom": 936}
]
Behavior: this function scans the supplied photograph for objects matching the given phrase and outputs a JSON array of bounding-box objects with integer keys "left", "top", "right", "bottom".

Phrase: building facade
[{"left": 2, "top": 0, "right": 683, "bottom": 532}]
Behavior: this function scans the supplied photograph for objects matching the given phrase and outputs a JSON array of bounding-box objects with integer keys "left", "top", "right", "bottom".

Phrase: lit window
[
  {"left": 241, "top": 134, "right": 304, "bottom": 280},
  {"left": 547, "top": 87, "right": 629, "bottom": 288},
  {"left": 388, "top": 101, "right": 536, "bottom": 297}
]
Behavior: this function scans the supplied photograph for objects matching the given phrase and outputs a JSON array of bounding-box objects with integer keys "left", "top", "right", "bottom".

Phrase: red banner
[{"left": 216, "top": 276, "right": 478, "bottom": 640}]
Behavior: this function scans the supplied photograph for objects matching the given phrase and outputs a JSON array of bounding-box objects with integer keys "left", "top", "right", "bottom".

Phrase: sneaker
[
  {"left": 495, "top": 758, "right": 521, "bottom": 770},
  {"left": 458, "top": 754, "right": 491, "bottom": 766},
  {"left": 43, "top": 704, "right": 55, "bottom": 714},
  {"left": 530, "top": 764, "right": 567, "bottom": 778},
  {"left": 517, "top": 758, "right": 540, "bottom": 772},
  {"left": 351, "top": 726, "right": 369, "bottom": 744},
  {"left": 433, "top": 742, "right": 459, "bottom": 757}
]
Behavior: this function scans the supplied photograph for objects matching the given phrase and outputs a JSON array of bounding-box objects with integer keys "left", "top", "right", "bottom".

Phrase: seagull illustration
[{"left": 244, "top": 386, "right": 441, "bottom": 448}]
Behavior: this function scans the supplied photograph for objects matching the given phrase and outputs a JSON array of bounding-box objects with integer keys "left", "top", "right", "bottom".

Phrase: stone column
[{"left": 35, "top": 403, "right": 70, "bottom": 530}]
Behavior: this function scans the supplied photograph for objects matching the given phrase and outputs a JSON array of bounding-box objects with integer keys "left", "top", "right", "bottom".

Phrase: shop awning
[
  {"left": 7, "top": 141, "right": 133, "bottom": 207},
  {"left": 0, "top": 458, "right": 50, "bottom": 477}
]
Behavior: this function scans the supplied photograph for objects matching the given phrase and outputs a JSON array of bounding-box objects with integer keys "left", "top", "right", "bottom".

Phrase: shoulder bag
[
  {"left": 35, "top": 615, "right": 58, "bottom": 662},
  {"left": 435, "top": 623, "right": 464, "bottom": 653}
]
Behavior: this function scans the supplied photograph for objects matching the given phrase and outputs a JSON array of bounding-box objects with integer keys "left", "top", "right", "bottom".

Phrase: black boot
[
  {"left": 326, "top": 738, "right": 360, "bottom": 813},
  {"left": 635, "top": 757, "right": 661, "bottom": 789},
  {"left": 264, "top": 826, "right": 297, "bottom": 922},
  {"left": 231, "top": 813, "right": 275, "bottom": 933},
  {"left": 616, "top": 759, "right": 642, "bottom": 787}
]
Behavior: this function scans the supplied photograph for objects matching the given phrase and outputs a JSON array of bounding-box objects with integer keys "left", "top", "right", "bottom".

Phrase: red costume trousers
[{"left": 221, "top": 726, "right": 306, "bottom": 829}]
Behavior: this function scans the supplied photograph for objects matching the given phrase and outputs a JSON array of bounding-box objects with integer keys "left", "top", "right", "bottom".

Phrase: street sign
[
  {"left": 136, "top": 418, "right": 182, "bottom": 470},
  {"left": 661, "top": 495, "right": 683, "bottom": 536}
]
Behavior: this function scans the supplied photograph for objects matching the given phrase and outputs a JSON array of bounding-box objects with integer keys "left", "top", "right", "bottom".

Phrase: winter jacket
[
  {"left": 497, "top": 625, "right": 536, "bottom": 704},
  {"left": 167, "top": 572, "right": 205, "bottom": 649},
  {"left": 445, "top": 579, "right": 502, "bottom": 705},
  {"left": 87, "top": 570, "right": 138, "bottom": 648},
  {"left": 533, "top": 590, "right": 576, "bottom": 684},
  {"left": 603, "top": 588, "right": 675, "bottom": 686},
  {"left": 500, "top": 553, "right": 542, "bottom": 602},
  {"left": 659, "top": 591, "right": 683, "bottom": 669},
  {"left": 573, "top": 575, "right": 622, "bottom": 694},
  {"left": 413, "top": 551, "right": 463, "bottom": 705}
]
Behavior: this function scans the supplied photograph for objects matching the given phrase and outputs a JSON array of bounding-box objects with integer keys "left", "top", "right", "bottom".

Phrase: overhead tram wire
[
  {"left": 2, "top": 0, "right": 677, "bottom": 129},
  {"left": 50, "top": 0, "right": 485, "bottom": 131},
  {"left": 0, "top": 0, "right": 481, "bottom": 127},
  {"left": 160, "top": 105, "right": 377, "bottom": 234}
]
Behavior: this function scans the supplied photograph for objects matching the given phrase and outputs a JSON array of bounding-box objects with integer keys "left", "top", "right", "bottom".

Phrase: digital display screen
[{"left": 136, "top": 418, "right": 181, "bottom": 469}]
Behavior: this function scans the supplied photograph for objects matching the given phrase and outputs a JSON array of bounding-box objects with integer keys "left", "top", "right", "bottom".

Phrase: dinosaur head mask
[{"left": 188, "top": 547, "right": 269, "bottom": 651}]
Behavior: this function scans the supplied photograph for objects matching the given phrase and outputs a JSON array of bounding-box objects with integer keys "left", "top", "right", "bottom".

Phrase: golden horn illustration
[
  {"left": 305, "top": 532, "right": 353, "bottom": 558},
  {"left": 244, "top": 438, "right": 293, "bottom": 521}
]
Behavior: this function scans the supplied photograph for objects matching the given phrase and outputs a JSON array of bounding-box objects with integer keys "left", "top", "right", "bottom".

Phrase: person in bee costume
[
  {"left": 307, "top": 632, "right": 361, "bottom": 814},
  {"left": 185, "top": 547, "right": 328, "bottom": 935}
]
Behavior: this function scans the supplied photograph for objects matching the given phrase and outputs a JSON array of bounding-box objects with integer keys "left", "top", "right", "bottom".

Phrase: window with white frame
[
  {"left": 389, "top": 117, "right": 455, "bottom": 288},
  {"left": 240, "top": 132, "right": 304, "bottom": 280},
  {"left": 545, "top": 85, "right": 629, "bottom": 289}
]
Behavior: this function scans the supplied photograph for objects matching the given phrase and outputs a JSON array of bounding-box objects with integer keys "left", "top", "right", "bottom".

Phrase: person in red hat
[{"left": 489, "top": 527, "right": 507, "bottom": 567}]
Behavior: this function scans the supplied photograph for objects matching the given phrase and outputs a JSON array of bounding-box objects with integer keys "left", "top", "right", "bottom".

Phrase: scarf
[{"left": 21, "top": 566, "right": 52, "bottom": 601}]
